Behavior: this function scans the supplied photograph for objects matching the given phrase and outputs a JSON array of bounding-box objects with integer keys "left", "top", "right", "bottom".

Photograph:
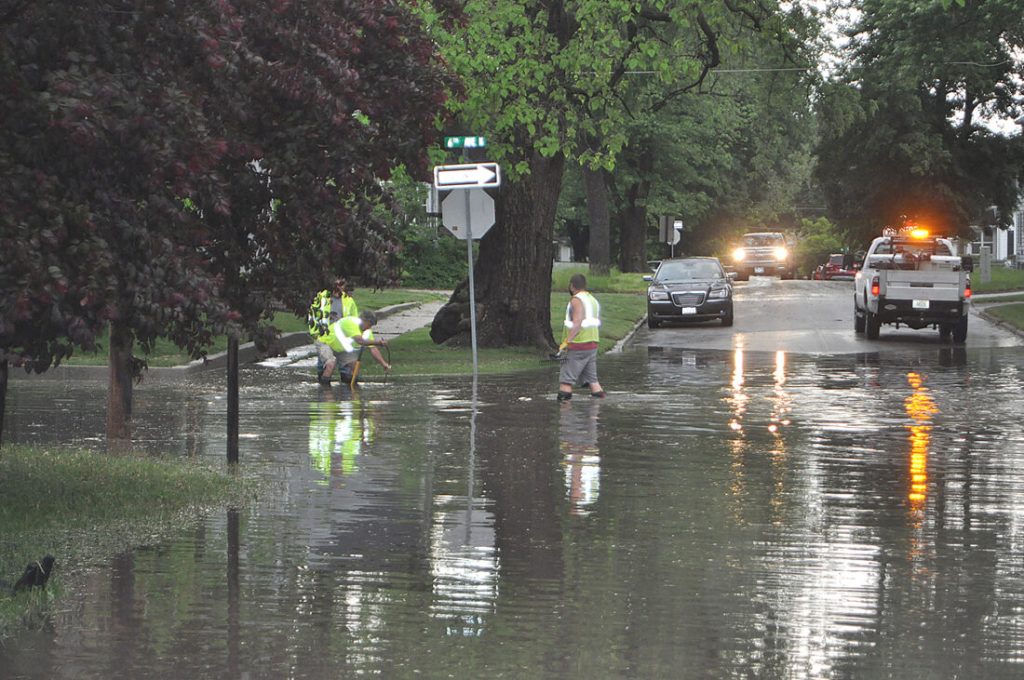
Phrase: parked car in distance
[
  {"left": 644, "top": 257, "right": 734, "bottom": 328},
  {"left": 813, "top": 253, "right": 859, "bottom": 281},
  {"left": 730, "top": 231, "right": 794, "bottom": 280}
]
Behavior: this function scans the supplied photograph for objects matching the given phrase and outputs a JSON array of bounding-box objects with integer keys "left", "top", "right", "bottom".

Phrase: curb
[{"left": 10, "top": 302, "right": 419, "bottom": 384}]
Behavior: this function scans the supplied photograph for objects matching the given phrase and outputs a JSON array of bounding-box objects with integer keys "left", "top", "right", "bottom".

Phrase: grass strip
[
  {"left": 984, "top": 302, "right": 1024, "bottom": 330},
  {"left": 355, "top": 291, "right": 645, "bottom": 379},
  {"left": 0, "top": 444, "right": 256, "bottom": 638}
]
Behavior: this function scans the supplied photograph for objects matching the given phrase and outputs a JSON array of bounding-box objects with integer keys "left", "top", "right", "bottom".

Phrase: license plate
[
  {"left": 912, "top": 299, "right": 930, "bottom": 309},
  {"left": 681, "top": 307, "right": 697, "bottom": 315},
  {"left": 754, "top": 267, "right": 765, "bottom": 274}
]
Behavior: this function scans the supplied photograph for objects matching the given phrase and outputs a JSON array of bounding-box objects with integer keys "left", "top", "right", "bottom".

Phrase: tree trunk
[
  {"left": 583, "top": 166, "right": 611, "bottom": 276},
  {"left": 430, "top": 151, "right": 565, "bottom": 350},
  {"left": 227, "top": 335, "right": 239, "bottom": 464},
  {"left": 106, "top": 321, "right": 133, "bottom": 450},
  {"left": 619, "top": 178, "right": 651, "bottom": 273},
  {"left": 0, "top": 358, "right": 7, "bottom": 447}
]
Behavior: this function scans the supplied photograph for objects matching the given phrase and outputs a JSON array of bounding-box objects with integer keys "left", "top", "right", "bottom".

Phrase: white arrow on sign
[{"left": 434, "top": 162, "right": 501, "bottom": 190}]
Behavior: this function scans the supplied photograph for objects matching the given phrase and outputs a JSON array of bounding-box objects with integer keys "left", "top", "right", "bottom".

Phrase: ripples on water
[{"left": 5, "top": 348, "right": 1024, "bottom": 678}]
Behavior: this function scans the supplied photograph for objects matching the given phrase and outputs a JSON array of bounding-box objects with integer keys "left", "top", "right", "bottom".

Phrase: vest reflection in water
[
  {"left": 559, "top": 399, "right": 601, "bottom": 516},
  {"left": 307, "top": 390, "right": 375, "bottom": 487}
]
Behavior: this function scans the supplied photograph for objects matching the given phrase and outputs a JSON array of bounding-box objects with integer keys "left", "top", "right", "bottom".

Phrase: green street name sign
[{"left": 444, "top": 136, "right": 487, "bottom": 149}]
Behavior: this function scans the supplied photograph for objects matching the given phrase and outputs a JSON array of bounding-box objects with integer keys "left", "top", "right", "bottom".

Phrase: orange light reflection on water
[{"left": 904, "top": 372, "right": 938, "bottom": 514}]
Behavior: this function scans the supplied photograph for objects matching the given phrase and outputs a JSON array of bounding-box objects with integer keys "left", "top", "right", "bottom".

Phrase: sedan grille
[{"left": 671, "top": 292, "right": 706, "bottom": 306}]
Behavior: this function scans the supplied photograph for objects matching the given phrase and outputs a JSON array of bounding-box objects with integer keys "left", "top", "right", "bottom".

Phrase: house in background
[{"left": 969, "top": 198, "right": 1024, "bottom": 266}]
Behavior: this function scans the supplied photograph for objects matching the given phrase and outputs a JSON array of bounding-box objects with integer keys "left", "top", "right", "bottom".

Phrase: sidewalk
[
  {"left": 258, "top": 300, "right": 445, "bottom": 370},
  {"left": 11, "top": 300, "right": 446, "bottom": 383}
]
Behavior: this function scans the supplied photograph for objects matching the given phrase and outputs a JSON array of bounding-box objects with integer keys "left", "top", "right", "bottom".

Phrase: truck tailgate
[{"left": 882, "top": 270, "right": 964, "bottom": 301}]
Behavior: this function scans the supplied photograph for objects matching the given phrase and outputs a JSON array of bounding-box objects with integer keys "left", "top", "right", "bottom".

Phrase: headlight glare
[
  {"left": 774, "top": 247, "right": 788, "bottom": 260},
  {"left": 733, "top": 248, "right": 746, "bottom": 262}
]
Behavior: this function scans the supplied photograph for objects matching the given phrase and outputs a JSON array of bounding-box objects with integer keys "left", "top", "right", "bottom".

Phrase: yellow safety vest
[
  {"left": 322, "top": 316, "right": 374, "bottom": 353},
  {"left": 564, "top": 291, "right": 601, "bottom": 344}
]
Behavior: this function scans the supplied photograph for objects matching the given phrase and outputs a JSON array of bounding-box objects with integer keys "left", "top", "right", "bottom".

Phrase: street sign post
[
  {"left": 433, "top": 161, "right": 502, "bottom": 378},
  {"left": 434, "top": 162, "right": 501, "bottom": 190}
]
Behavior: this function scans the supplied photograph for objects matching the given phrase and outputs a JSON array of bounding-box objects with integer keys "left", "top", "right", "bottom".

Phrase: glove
[{"left": 559, "top": 341, "right": 568, "bottom": 351}]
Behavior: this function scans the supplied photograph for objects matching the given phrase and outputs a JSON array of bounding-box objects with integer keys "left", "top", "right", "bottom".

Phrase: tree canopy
[
  {"left": 1, "top": 0, "right": 454, "bottom": 443},
  {"left": 814, "top": 0, "right": 1024, "bottom": 245}
]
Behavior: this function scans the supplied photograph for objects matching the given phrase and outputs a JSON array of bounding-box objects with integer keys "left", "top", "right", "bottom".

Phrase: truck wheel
[
  {"left": 865, "top": 310, "right": 881, "bottom": 339},
  {"left": 939, "top": 325, "right": 951, "bottom": 342},
  {"left": 854, "top": 309, "right": 865, "bottom": 333},
  {"left": 953, "top": 316, "right": 968, "bottom": 344}
]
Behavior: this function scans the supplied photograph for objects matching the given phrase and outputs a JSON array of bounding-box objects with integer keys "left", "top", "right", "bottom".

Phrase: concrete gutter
[{"left": 10, "top": 302, "right": 418, "bottom": 384}]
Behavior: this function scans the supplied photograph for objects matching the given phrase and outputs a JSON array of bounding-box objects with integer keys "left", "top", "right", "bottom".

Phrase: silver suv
[{"left": 730, "top": 232, "right": 794, "bottom": 280}]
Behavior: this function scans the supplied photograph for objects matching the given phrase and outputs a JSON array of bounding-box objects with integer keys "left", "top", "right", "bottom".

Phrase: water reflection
[
  {"left": 7, "top": 349, "right": 1024, "bottom": 676},
  {"left": 307, "top": 388, "right": 375, "bottom": 484},
  {"left": 559, "top": 400, "right": 601, "bottom": 516}
]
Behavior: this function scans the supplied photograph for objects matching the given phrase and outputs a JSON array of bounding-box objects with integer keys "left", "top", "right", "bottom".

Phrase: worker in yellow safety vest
[
  {"left": 316, "top": 310, "right": 390, "bottom": 386},
  {"left": 557, "top": 273, "right": 605, "bottom": 401},
  {"left": 310, "top": 279, "right": 360, "bottom": 380}
]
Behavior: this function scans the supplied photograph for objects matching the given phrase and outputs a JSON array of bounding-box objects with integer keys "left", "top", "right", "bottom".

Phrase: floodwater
[{"left": 4, "top": 344, "right": 1024, "bottom": 678}]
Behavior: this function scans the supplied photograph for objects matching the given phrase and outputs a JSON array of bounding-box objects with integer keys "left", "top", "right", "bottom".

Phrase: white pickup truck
[{"left": 853, "top": 228, "right": 973, "bottom": 343}]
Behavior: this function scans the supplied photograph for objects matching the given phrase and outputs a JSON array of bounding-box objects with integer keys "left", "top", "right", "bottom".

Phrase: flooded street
[{"left": 5, "top": 331, "right": 1024, "bottom": 677}]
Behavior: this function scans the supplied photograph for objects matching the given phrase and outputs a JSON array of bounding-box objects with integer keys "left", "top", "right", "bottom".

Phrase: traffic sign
[
  {"left": 444, "top": 136, "right": 487, "bottom": 149},
  {"left": 441, "top": 188, "right": 495, "bottom": 240},
  {"left": 434, "top": 162, "right": 501, "bottom": 190}
]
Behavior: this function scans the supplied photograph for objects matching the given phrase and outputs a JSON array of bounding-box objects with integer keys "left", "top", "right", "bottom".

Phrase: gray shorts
[
  {"left": 316, "top": 341, "right": 357, "bottom": 367},
  {"left": 559, "top": 348, "right": 598, "bottom": 387}
]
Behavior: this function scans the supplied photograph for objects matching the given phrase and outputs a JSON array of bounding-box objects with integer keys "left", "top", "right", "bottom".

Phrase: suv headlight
[
  {"left": 648, "top": 289, "right": 669, "bottom": 301},
  {"left": 774, "top": 246, "right": 788, "bottom": 261},
  {"left": 733, "top": 248, "right": 746, "bottom": 262}
]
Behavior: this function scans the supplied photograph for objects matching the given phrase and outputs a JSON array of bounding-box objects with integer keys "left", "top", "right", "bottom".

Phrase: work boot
[
  {"left": 557, "top": 391, "right": 572, "bottom": 402},
  {"left": 590, "top": 390, "right": 606, "bottom": 399},
  {"left": 318, "top": 375, "right": 332, "bottom": 386}
]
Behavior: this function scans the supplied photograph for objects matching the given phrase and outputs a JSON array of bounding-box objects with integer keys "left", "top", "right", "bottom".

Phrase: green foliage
[
  {"left": 1, "top": 2, "right": 454, "bottom": 374},
  {"left": 814, "top": 0, "right": 1024, "bottom": 244},
  {"left": 794, "top": 217, "right": 845, "bottom": 277},
  {"left": 380, "top": 167, "right": 469, "bottom": 289}
]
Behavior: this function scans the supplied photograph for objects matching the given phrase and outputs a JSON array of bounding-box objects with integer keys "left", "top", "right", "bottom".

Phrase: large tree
[
  {"left": 814, "top": 0, "right": 1024, "bottom": 245},
  {"left": 426, "top": 0, "right": 818, "bottom": 349},
  {"left": 0, "top": 0, "right": 453, "bottom": 447}
]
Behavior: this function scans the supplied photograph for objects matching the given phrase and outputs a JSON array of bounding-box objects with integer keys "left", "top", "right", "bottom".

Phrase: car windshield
[
  {"left": 743, "top": 234, "right": 784, "bottom": 248},
  {"left": 656, "top": 260, "right": 722, "bottom": 281},
  {"left": 828, "top": 255, "right": 844, "bottom": 266}
]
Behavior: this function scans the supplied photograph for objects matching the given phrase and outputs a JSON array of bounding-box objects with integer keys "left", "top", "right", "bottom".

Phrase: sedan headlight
[
  {"left": 774, "top": 246, "right": 788, "bottom": 260},
  {"left": 708, "top": 286, "right": 730, "bottom": 299},
  {"left": 733, "top": 247, "right": 746, "bottom": 262},
  {"left": 648, "top": 290, "right": 669, "bottom": 301}
]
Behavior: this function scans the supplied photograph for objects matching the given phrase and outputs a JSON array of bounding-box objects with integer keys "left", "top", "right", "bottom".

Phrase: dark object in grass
[{"left": 1, "top": 556, "right": 56, "bottom": 595}]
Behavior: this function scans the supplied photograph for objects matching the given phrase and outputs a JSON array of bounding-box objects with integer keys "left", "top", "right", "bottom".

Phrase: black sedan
[{"left": 644, "top": 257, "right": 734, "bottom": 328}]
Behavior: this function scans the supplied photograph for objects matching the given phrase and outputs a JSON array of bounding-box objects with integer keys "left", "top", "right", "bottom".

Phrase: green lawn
[
  {"left": 972, "top": 266, "right": 1024, "bottom": 293},
  {"left": 356, "top": 291, "right": 646, "bottom": 379},
  {"left": 0, "top": 444, "right": 255, "bottom": 639},
  {"left": 983, "top": 303, "right": 1024, "bottom": 329}
]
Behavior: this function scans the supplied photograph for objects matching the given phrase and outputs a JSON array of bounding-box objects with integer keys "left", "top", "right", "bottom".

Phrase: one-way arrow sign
[{"left": 433, "top": 162, "right": 501, "bottom": 190}]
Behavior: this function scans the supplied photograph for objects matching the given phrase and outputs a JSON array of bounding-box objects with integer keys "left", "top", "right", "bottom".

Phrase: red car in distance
[{"left": 813, "top": 253, "right": 859, "bottom": 281}]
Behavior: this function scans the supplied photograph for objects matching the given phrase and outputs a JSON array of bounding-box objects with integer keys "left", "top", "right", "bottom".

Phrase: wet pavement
[{"left": 4, "top": 284, "right": 1024, "bottom": 678}]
